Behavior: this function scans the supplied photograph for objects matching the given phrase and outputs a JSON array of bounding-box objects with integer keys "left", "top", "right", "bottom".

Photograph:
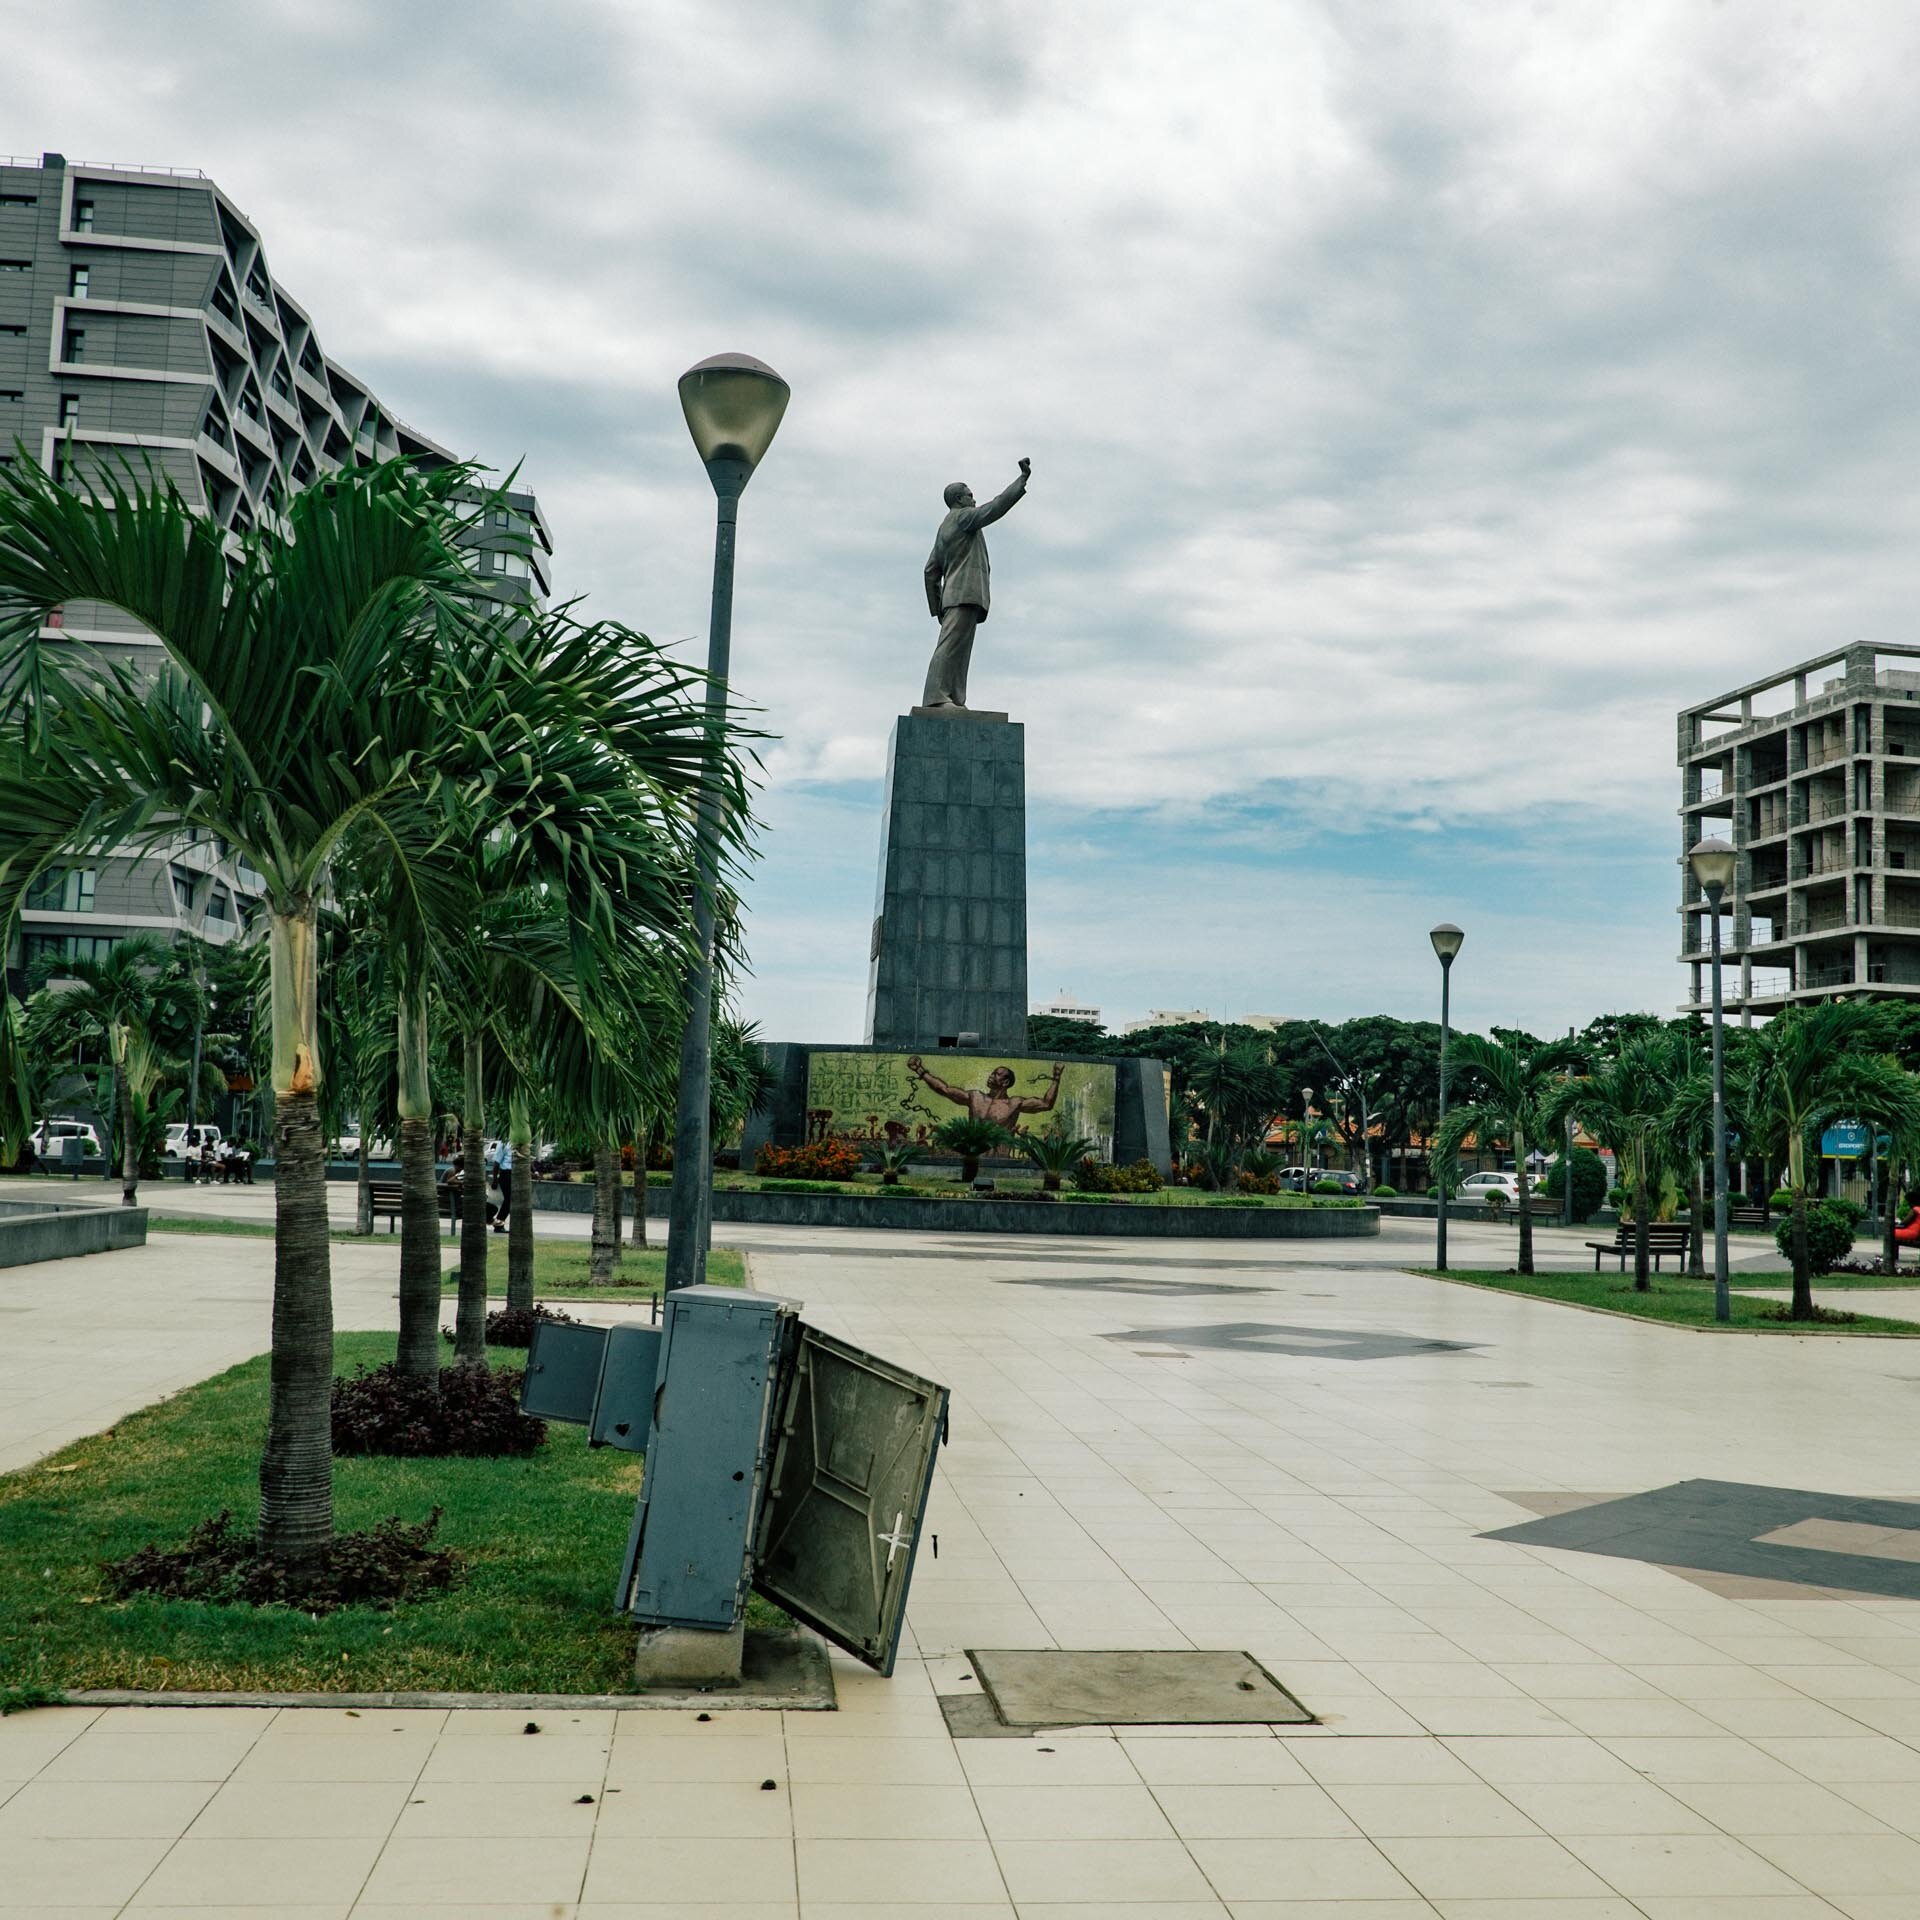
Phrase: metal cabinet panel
[
  {"left": 620, "top": 1285, "right": 795, "bottom": 1630},
  {"left": 752, "top": 1325, "right": 948, "bottom": 1676},
  {"left": 589, "top": 1326, "right": 662, "bottom": 1453},
  {"left": 520, "top": 1321, "right": 611, "bottom": 1424}
]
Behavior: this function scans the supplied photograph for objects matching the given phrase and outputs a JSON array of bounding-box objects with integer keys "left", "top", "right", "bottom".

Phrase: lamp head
[
  {"left": 1429, "top": 922, "right": 1465, "bottom": 965},
  {"left": 1688, "top": 838, "right": 1737, "bottom": 897},
  {"left": 678, "top": 352, "right": 790, "bottom": 495}
]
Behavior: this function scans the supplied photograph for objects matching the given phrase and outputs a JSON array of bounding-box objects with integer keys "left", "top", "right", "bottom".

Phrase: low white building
[{"left": 1031, "top": 989, "right": 1102, "bottom": 1025}]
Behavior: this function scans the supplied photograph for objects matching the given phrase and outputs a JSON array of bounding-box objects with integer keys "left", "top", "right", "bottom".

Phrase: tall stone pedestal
[{"left": 864, "top": 710, "right": 1027, "bottom": 1051}]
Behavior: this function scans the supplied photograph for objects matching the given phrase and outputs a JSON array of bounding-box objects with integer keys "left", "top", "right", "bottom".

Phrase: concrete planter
[
  {"left": 0, "top": 1198, "right": 147, "bottom": 1266},
  {"left": 529, "top": 1179, "right": 1379, "bottom": 1240}
]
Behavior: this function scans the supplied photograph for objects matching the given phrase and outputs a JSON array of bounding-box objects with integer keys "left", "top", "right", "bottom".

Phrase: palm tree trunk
[
  {"left": 1633, "top": 1142, "right": 1652, "bottom": 1291},
  {"left": 394, "top": 980, "right": 440, "bottom": 1380},
  {"left": 1887, "top": 1154, "right": 1902, "bottom": 1274},
  {"left": 507, "top": 1091, "right": 535, "bottom": 1313},
  {"left": 455, "top": 1031, "right": 489, "bottom": 1366},
  {"left": 589, "top": 1138, "right": 617, "bottom": 1284},
  {"left": 1788, "top": 1130, "right": 1814, "bottom": 1319},
  {"left": 355, "top": 1133, "right": 373, "bottom": 1235},
  {"left": 631, "top": 1125, "right": 649, "bottom": 1249},
  {"left": 1689, "top": 1159, "right": 1706, "bottom": 1278},
  {"left": 258, "top": 902, "right": 332, "bottom": 1564},
  {"left": 609, "top": 1133, "right": 625, "bottom": 1254},
  {"left": 116, "top": 1054, "right": 138, "bottom": 1206},
  {"left": 1515, "top": 1126, "right": 1533, "bottom": 1275}
]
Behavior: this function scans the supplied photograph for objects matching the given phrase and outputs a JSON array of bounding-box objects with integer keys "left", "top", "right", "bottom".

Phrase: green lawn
[
  {"left": 438, "top": 1240, "right": 744, "bottom": 1301},
  {"left": 151, "top": 1216, "right": 370, "bottom": 1243},
  {"left": 0, "top": 1331, "right": 783, "bottom": 1697},
  {"left": 624, "top": 1171, "right": 1362, "bottom": 1210},
  {"left": 1420, "top": 1267, "right": 1920, "bottom": 1334}
]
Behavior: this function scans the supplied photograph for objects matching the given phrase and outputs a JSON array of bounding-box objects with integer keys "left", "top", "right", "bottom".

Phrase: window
[
  {"left": 58, "top": 394, "right": 78, "bottom": 427},
  {"left": 204, "top": 886, "right": 231, "bottom": 924},
  {"left": 492, "top": 508, "right": 511, "bottom": 528},
  {"left": 24, "top": 932, "right": 117, "bottom": 970},
  {"left": 62, "top": 327, "right": 84, "bottom": 362},
  {"left": 170, "top": 865, "right": 195, "bottom": 912},
  {"left": 74, "top": 199, "right": 94, "bottom": 232},
  {"left": 25, "top": 867, "right": 96, "bottom": 913},
  {"left": 0, "top": 323, "right": 23, "bottom": 336},
  {"left": 0, "top": 258, "right": 28, "bottom": 272},
  {"left": 68, "top": 265, "right": 89, "bottom": 298},
  {"left": 0, "top": 193, "right": 34, "bottom": 209},
  {"left": 0, "top": 390, "right": 21, "bottom": 404}
]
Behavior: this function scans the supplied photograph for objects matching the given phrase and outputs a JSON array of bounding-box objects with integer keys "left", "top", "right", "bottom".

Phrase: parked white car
[
  {"left": 1457, "top": 1170, "right": 1523, "bottom": 1208},
  {"left": 165, "top": 1123, "right": 223, "bottom": 1158},
  {"left": 31, "top": 1117, "right": 99, "bottom": 1158}
]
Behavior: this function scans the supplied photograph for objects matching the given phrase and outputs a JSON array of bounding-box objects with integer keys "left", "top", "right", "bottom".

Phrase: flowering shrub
[
  {"left": 1072, "top": 1157, "right": 1164, "bottom": 1194},
  {"left": 1237, "top": 1170, "right": 1281, "bottom": 1195},
  {"left": 755, "top": 1138, "right": 862, "bottom": 1181}
]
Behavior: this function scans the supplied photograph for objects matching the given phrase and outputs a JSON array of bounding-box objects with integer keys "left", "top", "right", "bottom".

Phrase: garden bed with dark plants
[{"left": 331, "top": 1360, "right": 546, "bottom": 1458}]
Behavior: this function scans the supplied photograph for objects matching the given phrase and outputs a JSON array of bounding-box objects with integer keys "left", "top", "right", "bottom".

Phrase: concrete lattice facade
[
  {"left": 1678, "top": 642, "right": 1920, "bottom": 1018},
  {"left": 0, "top": 151, "right": 549, "bottom": 982}
]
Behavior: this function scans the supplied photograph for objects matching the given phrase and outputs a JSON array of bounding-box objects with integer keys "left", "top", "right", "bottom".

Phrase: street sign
[{"left": 1822, "top": 1121, "right": 1870, "bottom": 1160}]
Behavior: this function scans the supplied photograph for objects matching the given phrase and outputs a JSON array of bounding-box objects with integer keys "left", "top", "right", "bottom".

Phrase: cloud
[{"left": 10, "top": 0, "right": 1920, "bottom": 1031}]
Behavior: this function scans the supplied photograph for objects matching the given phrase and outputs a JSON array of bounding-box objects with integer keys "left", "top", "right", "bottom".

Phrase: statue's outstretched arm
[{"left": 967, "top": 464, "right": 1030, "bottom": 532}]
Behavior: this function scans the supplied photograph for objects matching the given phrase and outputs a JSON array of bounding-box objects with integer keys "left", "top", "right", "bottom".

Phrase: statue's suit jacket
[{"left": 924, "top": 474, "right": 1028, "bottom": 619}]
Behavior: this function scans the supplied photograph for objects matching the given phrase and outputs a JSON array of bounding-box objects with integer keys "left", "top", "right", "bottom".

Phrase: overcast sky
[{"left": 11, "top": 1, "right": 1920, "bottom": 1039}]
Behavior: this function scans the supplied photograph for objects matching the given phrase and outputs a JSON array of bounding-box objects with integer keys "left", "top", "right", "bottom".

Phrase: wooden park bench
[
  {"left": 1586, "top": 1222, "right": 1692, "bottom": 1271},
  {"left": 1727, "top": 1204, "right": 1771, "bottom": 1229},
  {"left": 368, "top": 1181, "right": 405, "bottom": 1232}
]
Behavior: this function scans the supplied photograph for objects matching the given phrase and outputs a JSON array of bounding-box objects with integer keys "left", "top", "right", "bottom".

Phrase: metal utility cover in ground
[
  {"left": 968, "top": 1649, "right": 1312, "bottom": 1730},
  {"left": 753, "top": 1325, "right": 948, "bottom": 1677}
]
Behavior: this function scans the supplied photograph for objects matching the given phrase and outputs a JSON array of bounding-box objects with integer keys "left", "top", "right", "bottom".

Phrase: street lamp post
[
  {"left": 1430, "top": 923, "right": 1464, "bottom": 1271},
  {"left": 665, "top": 353, "right": 790, "bottom": 1294},
  {"left": 1299, "top": 1085, "right": 1314, "bottom": 1187},
  {"left": 1689, "top": 838, "right": 1737, "bottom": 1323}
]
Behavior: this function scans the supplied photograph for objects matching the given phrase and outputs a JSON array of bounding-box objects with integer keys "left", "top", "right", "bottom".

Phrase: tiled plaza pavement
[{"left": 11, "top": 1219, "right": 1920, "bottom": 1914}]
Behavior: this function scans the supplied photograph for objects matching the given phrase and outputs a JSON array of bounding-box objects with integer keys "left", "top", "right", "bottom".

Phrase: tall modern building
[
  {"left": 0, "top": 152, "right": 550, "bottom": 984},
  {"left": 1677, "top": 643, "right": 1920, "bottom": 1020}
]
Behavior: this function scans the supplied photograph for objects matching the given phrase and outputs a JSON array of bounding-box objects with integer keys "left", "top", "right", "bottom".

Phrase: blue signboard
[{"left": 1821, "top": 1121, "right": 1870, "bottom": 1160}]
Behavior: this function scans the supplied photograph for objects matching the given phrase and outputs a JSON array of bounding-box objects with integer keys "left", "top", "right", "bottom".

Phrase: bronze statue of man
[{"left": 921, "top": 458, "right": 1031, "bottom": 710}]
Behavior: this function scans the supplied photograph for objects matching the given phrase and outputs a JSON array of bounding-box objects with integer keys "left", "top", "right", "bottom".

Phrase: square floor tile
[
  {"left": 1743, "top": 1831, "right": 1920, "bottom": 1894},
  {"left": 584, "top": 1835, "right": 798, "bottom": 1905},
  {"left": 1152, "top": 1783, "right": 1361, "bottom": 1839},
  {"left": 1375, "top": 1836, "right": 1615, "bottom": 1900},
  {"left": 189, "top": 1776, "right": 416, "bottom": 1837},
  {"left": 973, "top": 1783, "right": 1172, "bottom": 1839},
  {"left": 1560, "top": 1832, "right": 1806, "bottom": 1897},
  {"left": 791, "top": 1782, "right": 985, "bottom": 1840},
  {"left": 591, "top": 1779, "right": 794, "bottom": 1838},
  {"left": 0, "top": 1835, "right": 169, "bottom": 1907},
  {"left": 799, "top": 1837, "right": 1008, "bottom": 1905},
  {"left": 0, "top": 1777, "right": 215, "bottom": 1838},
  {"left": 1186, "top": 1836, "right": 1417, "bottom": 1903},
  {"left": 392, "top": 1780, "right": 606, "bottom": 1838},
  {"left": 131, "top": 1834, "right": 381, "bottom": 1907},
  {"left": 992, "top": 1839, "right": 1210, "bottom": 1904},
  {"left": 1325, "top": 1783, "right": 1540, "bottom": 1837}
]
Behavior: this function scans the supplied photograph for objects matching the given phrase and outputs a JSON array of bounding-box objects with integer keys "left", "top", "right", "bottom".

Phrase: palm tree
[
  {"left": 935, "top": 1115, "right": 1008, "bottom": 1183},
  {"left": 1014, "top": 1126, "right": 1097, "bottom": 1193},
  {"left": 1739, "top": 1002, "right": 1920, "bottom": 1319},
  {"left": 1547, "top": 1033, "right": 1674, "bottom": 1291},
  {"left": 0, "top": 456, "right": 591, "bottom": 1561},
  {"left": 23, "top": 935, "right": 196, "bottom": 1206},
  {"left": 1434, "top": 1030, "right": 1576, "bottom": 1275}
]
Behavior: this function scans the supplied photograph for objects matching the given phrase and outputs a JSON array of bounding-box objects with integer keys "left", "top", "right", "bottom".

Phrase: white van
[{"left": 165, "top": 1123, "right": 224, "bottom": 1158}]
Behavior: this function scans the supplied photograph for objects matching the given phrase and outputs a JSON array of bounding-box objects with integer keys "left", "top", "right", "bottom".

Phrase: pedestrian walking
[{"left": 491, "top": 1136, "right": 513, "bottom": 1234}]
